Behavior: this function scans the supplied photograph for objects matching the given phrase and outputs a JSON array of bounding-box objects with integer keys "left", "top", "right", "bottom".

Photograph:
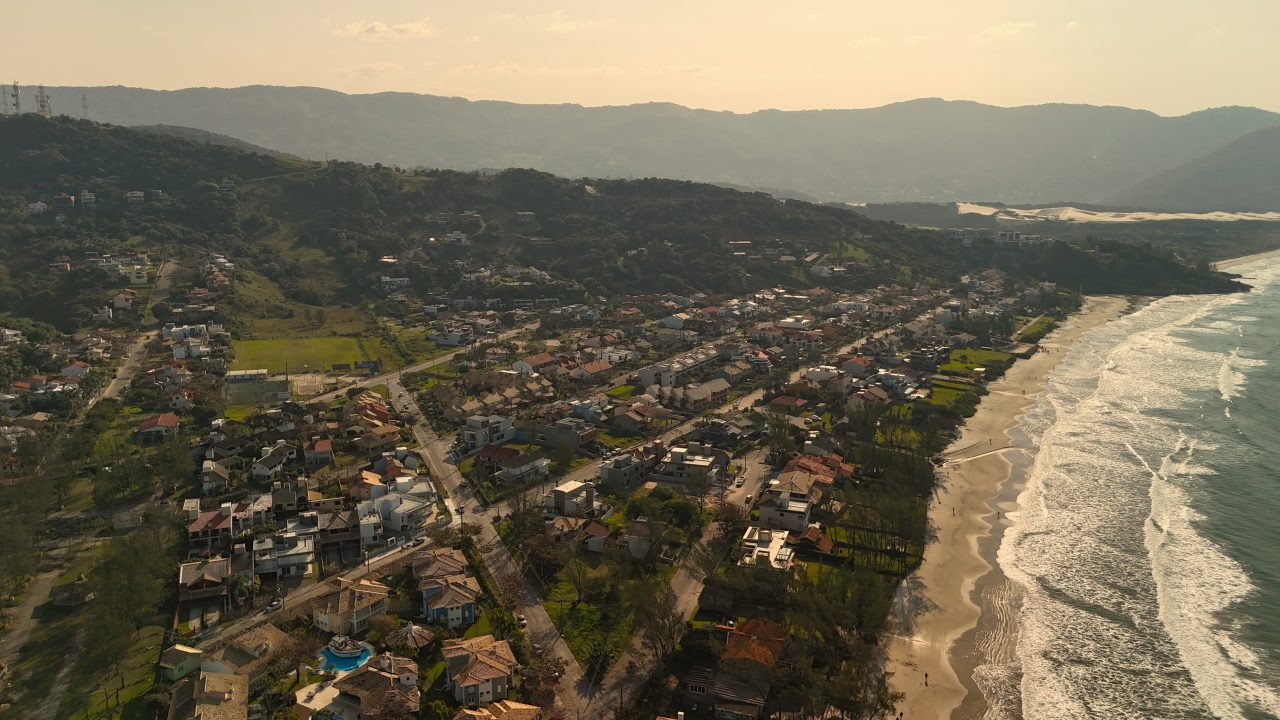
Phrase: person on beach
[{"left": 925, "top": 672, "right": 929, "bottom": 687}]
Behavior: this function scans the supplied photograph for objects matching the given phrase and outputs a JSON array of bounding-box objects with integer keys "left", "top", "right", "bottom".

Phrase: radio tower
[
  {"left": 1, "top": 85, "right": 8, "bottom": 116},
  {"left": 35, "top": 85, "right": 51, "bottom": 118},
  {"left": 81, "top": 93, "right": 89, "bottom": 120},
  {"left": 10, "top": 82, "right": 20, "bottom": 115}
]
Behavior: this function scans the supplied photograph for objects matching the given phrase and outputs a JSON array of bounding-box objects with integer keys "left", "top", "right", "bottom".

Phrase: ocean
[{"left": 986, "top": 256, "right": 1280, "bottom": 720}]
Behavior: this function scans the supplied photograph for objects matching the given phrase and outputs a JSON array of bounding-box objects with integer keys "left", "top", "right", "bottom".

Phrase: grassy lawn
[
  {"left": 232, "top": 336, "right": 364, "bottom": 373},
  {"left": 941, "top": 348, "right": 1014, "bottom": 375},
  {"left": 66, "top": 625, "right": 166, "bottom": 720},
  {"left": 224, "top": 404, "right": 256, "bottom": 421},
  {"left": 596, "top": 429, "right": 639, "bottom": 449},
  {"left": 1015, "top": 315, "right": 1057, "bottom": 343},
  {"left": 91, "top": 405, "right": 146, "bottom": 459},
  {"left": 542, "top": 560, "right": 656, "bottom": 666},
  {"left": 463, "top": 613, "right": 493, "bottom": 639},
  {"left": 605, "top": 384, "right": 637, "bottom": 400}
]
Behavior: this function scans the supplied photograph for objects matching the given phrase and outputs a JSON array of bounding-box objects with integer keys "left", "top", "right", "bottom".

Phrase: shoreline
[
  {"left": 1214, "top": 247, "right": 1280, "bottom": 272},
  {"left": 883, "top": 295, "right": 1131, "bottom": 720}
]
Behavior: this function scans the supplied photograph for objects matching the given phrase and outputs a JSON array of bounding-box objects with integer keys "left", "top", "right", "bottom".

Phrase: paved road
[
  {"left": 92, "top": 259, "right": 179, "bottom": 409},
  {"left": 311, "top": 322, "right": 538, "bottom": 405},
  {"left": 388, "top": 377, "right": 591, "bottom": 715}
]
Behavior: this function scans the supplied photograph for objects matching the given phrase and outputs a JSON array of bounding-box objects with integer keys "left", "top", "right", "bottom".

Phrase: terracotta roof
[
  {"left": 723, "top": 618, "right": 788, "bottom": 667},
  {"left": 520, "top": 352, "right": 557, "bottom": 368},
  {"left": 138, "top": 412, "right": 180, "bottom": 430},
  {"left": 442, "top": 635, "right": 518, "bottom": 688},
  {"left": 313, "top": 578, "right": 390, "bottom": 616}
]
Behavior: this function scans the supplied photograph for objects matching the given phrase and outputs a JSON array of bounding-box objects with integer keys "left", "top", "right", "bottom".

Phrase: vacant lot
[
  {"left": 941, "top": 348, "right": 1014, "bottom": 375},
  {"left": 232, "top": 336, "right": 364, "bottom": 373}
]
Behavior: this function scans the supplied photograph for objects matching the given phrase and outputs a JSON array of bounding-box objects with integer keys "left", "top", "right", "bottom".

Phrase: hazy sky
[{"left": 7, "top": 1, "right": 1279, "bottom": 114}]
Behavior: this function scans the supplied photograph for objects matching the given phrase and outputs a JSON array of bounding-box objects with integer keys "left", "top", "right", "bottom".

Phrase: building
[
  {"left": 546, "top": 479, "right": 596, "bottom": 518},
  {"left": 461, "top": 415, "right": 517, "bottom": 454},
  {"left": 539, "top": 416, "right": 598, "bottom": 451},
  {"left": 649, "top": 443, "right": 723, "bottom": 485},
  {"left": 311, "top": 578, "right": 390, "bottom": 634},
  {"left": 252, "top": 532, "right": 315, "bottom": 577},
  {"left": 757, "top": 472, "right": 818, "bottom": 532},
  {"left": 167, "top": 670, "right": 248, "bottom": 720},
  {"left": 597, "top": 452, "right": 651, "bottom": 492},
  {"left": 441, "top": 635, "right": 519, "bottom": 706},
  {"left": 317, "top": 654, "right": 420, "bottom": 720},
  {"left": 494, "top": 452, "right": 550, "bottom": 484},
  {"left": 453, "top": 701, "right": 544, "bottom": 720},
  {"left": 738, "top": 527, "right": 796, "bottom": 572}
]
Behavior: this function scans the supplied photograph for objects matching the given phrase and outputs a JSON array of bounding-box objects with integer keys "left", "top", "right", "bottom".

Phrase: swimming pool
[{"left": 318, "top": 643, "right": 373, "bottom": 672}]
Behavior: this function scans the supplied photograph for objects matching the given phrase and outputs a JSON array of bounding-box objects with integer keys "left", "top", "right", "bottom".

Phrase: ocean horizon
[{"left": 984, "top": 257, "right": 1280, "bottom": 720}]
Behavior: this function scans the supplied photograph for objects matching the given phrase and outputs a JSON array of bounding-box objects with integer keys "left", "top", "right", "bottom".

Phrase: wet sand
[{"left": 884, "top": 295, "right": 1131, "bottom": 720}]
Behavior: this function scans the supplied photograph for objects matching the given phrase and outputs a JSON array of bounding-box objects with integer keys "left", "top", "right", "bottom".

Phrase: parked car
[
  {"left": 518, "top": 614, "right": 528, "bottom": 628},
  {"left": 266, "top": 598, "right": 283, "bottom": 612},
  {"left": 734, "top": 476, "right": 745, "bottom": 488}
]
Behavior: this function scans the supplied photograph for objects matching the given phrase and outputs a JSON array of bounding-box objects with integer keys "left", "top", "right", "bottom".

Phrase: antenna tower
[
  {"left": 10, "top": 82, "right": 20, "bottom": 115},
  {"left": 1, "top": 86, "right": 7, "bottom": 116},
  {"left": 81, "top": 93, "right": 88, "bottom": 119},
  {"left": 35, "top": 85, "right": 51, "bottom": 118}
]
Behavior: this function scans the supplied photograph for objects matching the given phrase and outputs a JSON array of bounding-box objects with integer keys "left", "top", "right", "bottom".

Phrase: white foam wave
[{"left": 997, "top": 284, "right": 1280, "bottom": 720}]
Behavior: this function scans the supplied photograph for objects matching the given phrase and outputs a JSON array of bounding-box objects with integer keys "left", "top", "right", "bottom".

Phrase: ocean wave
[{"left": 997, "top": 285, "right": 1280, "bottom": 720}]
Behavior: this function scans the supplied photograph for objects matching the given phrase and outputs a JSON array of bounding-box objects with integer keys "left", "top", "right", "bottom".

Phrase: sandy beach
[
  {"left": 884, "top": 295, "right": 1131, "bottom": 720},
  {"left": 1215, "top": 247, "right": 1280, "bottom": 272}
]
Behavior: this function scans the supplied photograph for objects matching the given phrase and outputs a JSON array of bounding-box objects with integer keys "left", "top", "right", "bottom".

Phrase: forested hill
[
  {"left": 41, "top": 85, "right": 1280, "bottom": 205},
  {"left": 0, "top": 116, "right": 1249, "bottom": 330},
  {"left": 1111, "top": 125, "right": 1280, "bottom": 211}
]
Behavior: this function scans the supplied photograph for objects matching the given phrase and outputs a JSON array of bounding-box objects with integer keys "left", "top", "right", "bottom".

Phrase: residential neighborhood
[{"left": 0, "top": 179, "right": 1078, "bottom": 720}]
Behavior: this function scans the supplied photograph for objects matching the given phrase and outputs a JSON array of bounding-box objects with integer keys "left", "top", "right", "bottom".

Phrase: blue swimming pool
[{"left": 318, "top": 644, "right": 373, "bottom": 672}]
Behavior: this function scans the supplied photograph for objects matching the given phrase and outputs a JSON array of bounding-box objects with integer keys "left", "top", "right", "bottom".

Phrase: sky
[{"left": 5, "top": 1, "right": 1279, "bottom": 115}]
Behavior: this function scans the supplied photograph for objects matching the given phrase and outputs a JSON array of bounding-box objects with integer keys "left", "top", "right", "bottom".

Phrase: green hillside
[{"left": 0, "top": 116, "right": 1249, "bottom": 331}]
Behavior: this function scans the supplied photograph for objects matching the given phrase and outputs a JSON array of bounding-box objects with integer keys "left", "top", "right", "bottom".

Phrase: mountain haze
[
  {"left": 1111, "top": 125, "right": 1280, "bottom": 211},
  {"left": 41, "top": 85, "right": 1280, "bottom": 206}
]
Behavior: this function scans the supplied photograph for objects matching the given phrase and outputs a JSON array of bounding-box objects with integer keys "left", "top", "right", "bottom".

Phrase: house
[
  {"left": 125, "top": 190, "right": 145, "bottom": 203},
  {"left": 766, "top": 396, "right": 809, "bottom": 415},
  {"left": 311, "top": 578, "right": 391, "bottom": 634},
  {"left": 540, "top": 416, "right": 597, "bottom": 451},
  {"left": 680, "top": 619, "right": 789, "bottom": 720},
  {"left": 495, "top": 452, "right": 550, "bottom": 484},
  {"left": 662, "top": 313, "right": 691, "bottom": 330},
  {"left": 757, "top": 472, "right": 818, "bottom": 532},
  {"left": 26, "top": 201, "right": 48, "bottom": 216},
  {"left": 453, "top": 700, "right": 543, "bottom": 720},
  {"left": 546, "top": 479, "right": 596, "bottom": 518},
  {"left": 325, "top": 654, "right": 420, "bottom": 720},
  {"left": 414, "top": 548, "right": 469, "bottom": 601},
  {"left": 355, "top": 424, "right": 402, "bottom": 452},
  {"left": 167, "top": 670, "right": 248, "bottom": 720},
  {"left": 201, "top": 623, "right": 293, "bottom": 693},
  {"left": 425, "top": 575, "right": 482, "bottom": 628},
  {"left": 177, "top": 557, "right": 232, "bottom": 615},
  {"left": 461, "top": 415, "right": 517, "bottom": 454},
  {"left": 61, "top": 360, "right": 91, "bottom": 378},
  {"left": 441, "top": 635, "right": 519, "bottom": 706},
  {"left": 679, "top": 378, "right": 731, "bottom": 411},
  {"left": 252, "top": 532, "right": 315, "bottom": 577},
  {"left": 624, "top": 517, "right": 666, "bottom": 560},
  {"left": 159, "top": 644, "right": 204, "bottom": 682},
  {"left": 513, "top": 352, "right": 558, "bottom": 375},
  {"left": 136, "top": 412, "right": 180, "bottom": 441},
  {"left": 649, "top": 442, "right": 724, "bottom": 485},
  {"left": 251, "top": 443, "right": 296, "bottom": 479},
  {"left": 582, "top": 521, "right": 612, "bottom": 553},
  {"left": 571, "top": 359, "right": 613, "bottom": 381},
  {"left": 303, "top": 438, "right": 335, "bottom": 467},
  {"left": 738, "top": 527, "right": 796, "bottom": 572}
]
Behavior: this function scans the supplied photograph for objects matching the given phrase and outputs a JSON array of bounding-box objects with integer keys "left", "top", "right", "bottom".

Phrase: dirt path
[
  {"left": 28, "top": 628, "right": 83, "bottom": 720},
  {"left": 0, "top": 570, "right": 58, "bottom": 662}
]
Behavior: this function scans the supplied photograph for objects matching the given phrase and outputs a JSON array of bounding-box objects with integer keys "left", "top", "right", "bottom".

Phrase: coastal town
[{"left": 0, "top": 204, "right": 1077, "bottom": 720}]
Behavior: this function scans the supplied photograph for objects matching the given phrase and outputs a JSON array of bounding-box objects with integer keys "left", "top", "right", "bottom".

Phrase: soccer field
[{"left": 231, "top": 336, "right": 365, "bottom": 373}]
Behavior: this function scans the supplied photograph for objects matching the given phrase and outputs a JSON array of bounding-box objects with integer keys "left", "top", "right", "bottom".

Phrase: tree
[
  {"left": 686, "top": 470, "right": 711, "bottom": 512},
  {"left": 635, "top": 582, "right": 684, "bottom": 664},
  {"left": 367, "top": 614, "right": 400, "bottom": 646},
  {"left": 563, "top": 557, "right": 590, "bottom": 607}
]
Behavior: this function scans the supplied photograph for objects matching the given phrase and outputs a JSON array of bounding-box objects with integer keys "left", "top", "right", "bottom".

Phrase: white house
[{"left": 460, "top": 415, "right": 517, "bottom": 454}]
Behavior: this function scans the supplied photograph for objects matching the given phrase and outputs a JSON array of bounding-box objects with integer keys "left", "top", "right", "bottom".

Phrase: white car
[{"left": 734, "top": 476, "right": 745, "bottom": 488}]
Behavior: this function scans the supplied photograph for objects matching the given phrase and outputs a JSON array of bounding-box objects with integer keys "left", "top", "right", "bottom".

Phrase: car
[
  {"left": 531, "top": 642, "right": 542, "bottom": 653},
  {"left": 410, "top": 537, "right": 425, "bottom": 546},
  {"left": 518, "top": 614, "right": 528, "bottom": 628},
  {"left": 734, "top": 476, "right": 745, "bottom": 488},
  {"left": 744, "top": 494, "right": 752, "bottom": 505},
  {"left": 266, "top": 598, "right": 283, "bottom": 612}
]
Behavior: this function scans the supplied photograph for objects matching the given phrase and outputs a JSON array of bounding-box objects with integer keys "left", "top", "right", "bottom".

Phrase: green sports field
[{"left": 231, "top": 336, "right": 365, "bottom": 373}]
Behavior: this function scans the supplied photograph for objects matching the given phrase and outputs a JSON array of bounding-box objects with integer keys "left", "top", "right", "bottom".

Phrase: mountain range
[{"left": 30, "top": 85, "right": 1280, "bottom": 209}]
